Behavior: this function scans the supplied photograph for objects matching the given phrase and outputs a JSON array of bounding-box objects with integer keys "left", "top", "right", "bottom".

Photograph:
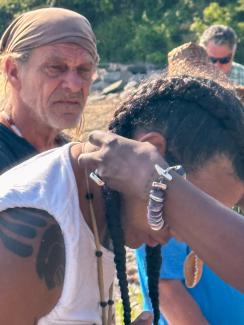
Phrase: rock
[
  {"left": 90, "top": 63, "right": 164, "bottom": 97},
  {"left": 127, "top": 64, "right": 147, "bottom": 74},
  {"left": 87, "top": 93, "right": 106, "bottom": 102},
  {"left": 102, "top": 71, "right": 122, "bottom": 83},
  {"left": 129, "top": 73, "right": 146, "bottom": 83},
  {"left": 107, "top": 63, "right": 124, "bottom": 71},
  {"left": 91, "top": 80, "right": 109, "bottom": 92},
  {"left": 106, "top": 93, "right": 120, "bottom": 101},
  {"left": 102, "top": 80, "right": 125, "bottom": 95},
  {"left": 124, "top": 80, "right": 138, "bottom": 90}
]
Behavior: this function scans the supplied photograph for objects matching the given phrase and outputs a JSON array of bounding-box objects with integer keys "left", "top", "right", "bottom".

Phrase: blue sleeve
[
  {"left": 135, "top": 245, "right": 152, "bottom": 311},
  {"left": 136, "top": 240, "right": 188, "bottom": 310},
  {"left": 160, "top": 238, "right": 188, "bottom": 280}
]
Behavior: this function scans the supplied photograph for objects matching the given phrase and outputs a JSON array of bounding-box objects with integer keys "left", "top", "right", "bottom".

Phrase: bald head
[{"left": 0, "top": 7, "right": 99, "bottom": 64}]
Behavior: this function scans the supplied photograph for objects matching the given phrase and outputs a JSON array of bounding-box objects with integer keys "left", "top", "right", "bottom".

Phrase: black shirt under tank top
[
  {"left": 0, "top": 123, "right": 69, "bottom": 174},
  {"left": 0, "top": 123, "right": 37, "bottom": 173}
]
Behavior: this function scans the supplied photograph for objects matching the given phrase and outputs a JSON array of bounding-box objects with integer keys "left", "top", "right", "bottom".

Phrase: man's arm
[
  {"left": 0, "top": 208, "right": 65, "bottom": 325},
  {"left": 159, "top": 280, "right": 209, "bottom": 325}
]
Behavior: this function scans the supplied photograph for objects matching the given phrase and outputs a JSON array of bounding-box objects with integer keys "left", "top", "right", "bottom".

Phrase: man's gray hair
[{"left": 199, "top": 25, "right": 238, "bottom": 49}]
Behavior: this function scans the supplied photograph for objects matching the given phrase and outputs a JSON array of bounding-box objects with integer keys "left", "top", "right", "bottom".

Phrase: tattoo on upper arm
[
  {"left": 0, "top": 208, "right": 65, "bottom": 290},
  {"left": 36, "top": 224, "right": 65, "bottom": 289},
  {"left": 0, "top": 208, "right": 50, "bottom": 257}
]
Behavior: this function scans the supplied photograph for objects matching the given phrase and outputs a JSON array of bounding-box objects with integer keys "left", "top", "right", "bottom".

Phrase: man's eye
[
  {"left": 77, "top": 68, "right": 93, "bottom": 80},
  {"left": 46, "top": 65, "right": 65, "bottom": 76}
]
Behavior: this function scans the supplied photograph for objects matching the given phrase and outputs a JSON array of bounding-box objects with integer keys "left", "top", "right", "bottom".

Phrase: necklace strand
[
  {"left": 1, "top": 112, "right": 23, "bottom": 137},
  {"left": 84, "top": 159, "right": 114, "bottom": 325}
]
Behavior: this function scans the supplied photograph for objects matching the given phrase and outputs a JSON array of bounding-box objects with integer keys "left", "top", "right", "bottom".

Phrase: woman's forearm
[
  {"left": 165, "top": 173, "right": 244, "bottom": 292},
  {"left": 84, "top": 131, "right": 244, "bottom": 291},
  {"left": 159, "top": 280, "right": 209, "bottom": 325}
]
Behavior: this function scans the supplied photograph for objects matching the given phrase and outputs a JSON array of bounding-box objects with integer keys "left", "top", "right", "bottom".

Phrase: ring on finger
[{"left": 89, "top": 169, "right": 105, "bottom": 186}]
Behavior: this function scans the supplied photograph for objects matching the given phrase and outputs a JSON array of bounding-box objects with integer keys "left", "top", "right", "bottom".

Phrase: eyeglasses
[{"left": 208, "top": 55, "right": 232, "bottom": 65}]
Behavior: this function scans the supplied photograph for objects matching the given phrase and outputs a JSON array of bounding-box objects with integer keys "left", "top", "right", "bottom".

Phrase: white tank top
[{"left": 0, "top": 143, "right": 115, "bottom": 325}]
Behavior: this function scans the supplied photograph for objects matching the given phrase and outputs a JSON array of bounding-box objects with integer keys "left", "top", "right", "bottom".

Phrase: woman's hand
[{"left": 78, "top": 131, "right": 167, "bottom": 199}]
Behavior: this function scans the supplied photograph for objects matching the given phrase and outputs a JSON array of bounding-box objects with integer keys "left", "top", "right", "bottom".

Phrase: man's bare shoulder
[{"left": 0, "top": 207, "right": 65, "bottom": 325}]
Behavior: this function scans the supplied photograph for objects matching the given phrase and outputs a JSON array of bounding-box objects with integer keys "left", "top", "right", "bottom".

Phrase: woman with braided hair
[
  {"left": 104, "top": 75, "right": 244, "bottom": 325},
  {"left": 0, "top": 75, "right": 244, "bottom": 325}
]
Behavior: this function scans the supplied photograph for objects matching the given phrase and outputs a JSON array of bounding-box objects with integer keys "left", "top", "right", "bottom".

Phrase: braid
[
  {"left": 107, "top": 74, "right": 244, "bottom": 322},
  {"left": 146, "top": 245, "right": 162, "bottom": 325},
  {"left": 109, "top": 75, "right": 244, "bottom": 179},
  {"left": 103, "top": 186, "right": 131, "bottom": 324},
  {"left": 109, "top": 77, "right": 165, "bottom": 138}
]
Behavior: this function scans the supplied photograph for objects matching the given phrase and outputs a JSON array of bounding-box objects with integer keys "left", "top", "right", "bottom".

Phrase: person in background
[
  {"left": 0, "top": 7, "right": 97, "bottom": 173},
  {"left": 200, "top": 24, "right": 244, "bottom": 85}
]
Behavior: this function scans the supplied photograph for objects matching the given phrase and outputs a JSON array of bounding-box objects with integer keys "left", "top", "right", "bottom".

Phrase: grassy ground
[{"left": 115, "top": 282, "right": 143, "bottom": 323}]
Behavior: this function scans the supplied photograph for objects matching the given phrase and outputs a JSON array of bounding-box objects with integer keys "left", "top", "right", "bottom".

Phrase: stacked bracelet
[{"left": 147, "top": 164, "right": 184, "bottom": 231}]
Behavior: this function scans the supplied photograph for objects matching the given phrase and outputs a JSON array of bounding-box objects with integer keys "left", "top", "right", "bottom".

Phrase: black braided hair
[
  {"left": 109, "top": 75, "right": 244, "bottom": 179},
  {"left": 146, "top": 245, "right": 162, "bottom": 325},
  {"left": 103, "top": 75, "right": 244, "bottom": 324},
  {"left": 103, "top": 186, "right": 131, "bottom": 325}
]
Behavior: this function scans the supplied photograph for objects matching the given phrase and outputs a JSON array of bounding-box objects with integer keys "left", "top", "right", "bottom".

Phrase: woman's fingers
[{"left": 81, "top": 131, "right": 167, "bottom": 199}]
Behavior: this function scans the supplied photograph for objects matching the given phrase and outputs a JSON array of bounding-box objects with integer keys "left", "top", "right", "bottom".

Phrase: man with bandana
[
  {"left": 0, "top": 7, "right": 98, "bottom": 173},
  {"left": 0, "top": 7, "right": 152, "bottom": 325}
]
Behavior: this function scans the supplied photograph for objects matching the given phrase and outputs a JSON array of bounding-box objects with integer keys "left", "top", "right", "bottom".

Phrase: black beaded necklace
[{"left": 84, "top": 166, "right": 114, "bottom": 325}]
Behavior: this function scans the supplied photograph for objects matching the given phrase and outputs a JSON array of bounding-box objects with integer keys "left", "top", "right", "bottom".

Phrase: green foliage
[
  {"left": 0, "top": 0, "right": 49, "bottom": 35},
  {"left": 0, "top": 0, "right": 243, "bottom": 64},
  {"left": 115, "top": 283, "right": 143, "bottom": 323},
  {"left": 191, "top": 2, "right": 234, "bottom": 39},
  {"left": 132, "top": 20, "right": 167, "bottom": 64},
  {"left": 95, "top": 15, "right": 136, "bottom": 63}
]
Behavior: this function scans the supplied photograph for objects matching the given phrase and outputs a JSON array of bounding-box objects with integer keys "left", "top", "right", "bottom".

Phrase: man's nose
[
  {"left": 214, "top": 61, "right": 223, "bottom": 71},
  {"left": 62, "top": 70, "right": 84, "bottom": 92}
]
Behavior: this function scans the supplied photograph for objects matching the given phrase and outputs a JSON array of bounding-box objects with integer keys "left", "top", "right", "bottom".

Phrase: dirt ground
[{"left": 69, "top": 95, "right": 120, "bottom": 141}]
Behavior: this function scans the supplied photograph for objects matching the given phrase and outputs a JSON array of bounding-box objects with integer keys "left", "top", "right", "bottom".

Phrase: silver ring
[{"left": 89, "top": 169, "right": 105, "bottom": 186}]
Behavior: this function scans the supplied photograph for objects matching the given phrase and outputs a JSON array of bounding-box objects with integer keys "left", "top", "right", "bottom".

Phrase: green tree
[{"left": 0, "top": 0, "right": 243, "bottom": 64}]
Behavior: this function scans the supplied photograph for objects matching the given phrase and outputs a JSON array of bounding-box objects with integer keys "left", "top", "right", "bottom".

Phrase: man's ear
[
  {"left": 136, "top": 132, "right": 167, "bottom": 156},
  {"left": 4, "top": 57, "right": 22, "bottom": 90}
]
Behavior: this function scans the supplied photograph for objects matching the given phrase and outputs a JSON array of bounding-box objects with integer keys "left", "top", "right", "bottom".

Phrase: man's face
[
  {"left": 205, "top": 41, "right": 235, "bottom": 74},
  {"left": 122, "top": 154, "right": 244, "bottom": 249},
  {"left": 17, "top": 43, "right": 95, "bottom": 131}
]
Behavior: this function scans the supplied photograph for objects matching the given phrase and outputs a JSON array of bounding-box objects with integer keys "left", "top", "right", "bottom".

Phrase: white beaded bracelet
[{"left": 147, "top": 164, "right": 184, "bottom": 231}]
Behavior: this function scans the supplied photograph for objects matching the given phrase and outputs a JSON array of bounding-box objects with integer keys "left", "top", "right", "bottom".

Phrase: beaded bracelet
[{"left": 147, "top": 164, "right": 184, "bottom": 231}]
